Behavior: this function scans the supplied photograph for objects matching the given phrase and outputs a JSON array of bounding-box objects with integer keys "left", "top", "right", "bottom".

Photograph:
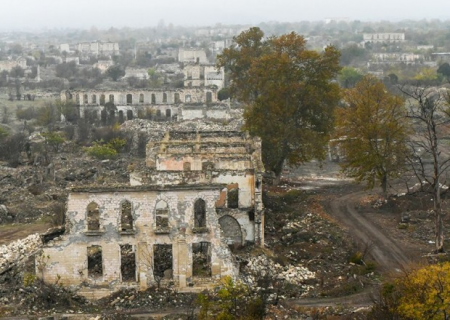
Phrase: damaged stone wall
[
  {"left": 39, "top": 186, "right": 237, "bottom": 298},
  {"left": 141, "top": 130, "right": 265, "bottom": 246},
  {"left": 61, "top": 88, "right": 218, "bottom": 106}
]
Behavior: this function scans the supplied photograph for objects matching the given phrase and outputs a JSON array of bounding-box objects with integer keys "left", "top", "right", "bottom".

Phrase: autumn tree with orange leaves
[
  {"left": 334, "top": 75, "right": 410, "bottom": 196},
  {"left": 217, "top": 28, "right": 341, "bottom": 183}
]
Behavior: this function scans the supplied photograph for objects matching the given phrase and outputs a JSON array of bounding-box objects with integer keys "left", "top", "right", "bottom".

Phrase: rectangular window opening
[
  {"left": 153, "top": 244, "right": 173, "bottom": 281},
  {"left": 87, "top": 245, "right": 103, "bottom": 279},
  {"left": 192, "top": 242, "right": 211, "bottom": 277},
  {"left": 120, "top": 244, "right": 136, "bottom": 282}
]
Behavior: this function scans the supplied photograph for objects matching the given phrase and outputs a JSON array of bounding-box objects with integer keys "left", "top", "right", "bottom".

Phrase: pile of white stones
[
  {"left": 242, "top": 255, "right": 315, "bottom": 289},
  {"left": 0, "top": 234, "right": 42, "bottom": 273}
]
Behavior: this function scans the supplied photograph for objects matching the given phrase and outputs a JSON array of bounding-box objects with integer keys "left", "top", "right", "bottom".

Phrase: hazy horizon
[{"left": 1, "top": 0, "right": 450, "bottom": 31}]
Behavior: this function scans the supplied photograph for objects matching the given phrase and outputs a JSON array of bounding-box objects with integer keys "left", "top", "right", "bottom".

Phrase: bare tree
[{"left": 401, "top": 85, "right": 450, "bottom": 253}]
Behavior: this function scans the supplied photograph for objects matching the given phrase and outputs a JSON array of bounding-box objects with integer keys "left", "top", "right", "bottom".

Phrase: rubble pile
[
  {"left": 99, "top": 287, "right": 196, "bottom": 311},
  {"left": 241, "top": 255, "right": 315, "bottom": 291},
  {"left": 122, "top": 118, "right": 244, "bottom": 139},
  {"left": 0, "top": 234, "right": 42, "bottom": 273}
]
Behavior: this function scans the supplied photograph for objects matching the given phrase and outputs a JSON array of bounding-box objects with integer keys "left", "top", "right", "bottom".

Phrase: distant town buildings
[
  {"left": 0, "top": 57, "right": 27, "bottom": 72},
  {"left": 183, "top": 64, "right": 225, "bottom": 89},
  {"left": 178, "top": 49, "right": 209, "bottom": 64},
  {"left": 77, "top": 41, "right": 120, "bottom": 56},
  {"left": 363, "top": 33, "right": 405, "bottom": 43}
]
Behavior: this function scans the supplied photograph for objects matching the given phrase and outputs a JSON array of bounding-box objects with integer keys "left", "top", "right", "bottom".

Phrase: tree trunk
[
  {"left": 270, "top": 142, "right": 289, "bottom": 186},
  {"left": 434, "top": 181, "right": 445, "bottom": 253},
  {"left": 381, "top": 174, "right": 388, "bottom": 199},
  {"left": 435, "top": 211, "right": 445, "bottom": 253}
]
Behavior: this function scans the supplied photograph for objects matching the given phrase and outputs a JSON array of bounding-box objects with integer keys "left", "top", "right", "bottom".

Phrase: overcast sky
[{"left": 1, "top": 0, "right": 450, "bottom": 31}]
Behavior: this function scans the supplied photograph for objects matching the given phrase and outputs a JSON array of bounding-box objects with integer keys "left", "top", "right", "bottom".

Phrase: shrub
[
  {"left": 42, "top": 131, "right": 65, "bottom": 152},
  {"left": 0, "top": 126, "right": 8, "bottom": 140},
  {"left": 349, "top": 252, "right": 363, "bottom": 265},
  {"left": 16, "top": 106, "right": 37, "bottom": 120},
  {"left": 86, "top": 141, "right": 118, "bottom": 160}
]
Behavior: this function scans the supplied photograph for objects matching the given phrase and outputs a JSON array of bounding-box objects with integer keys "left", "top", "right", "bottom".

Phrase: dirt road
[{"left": 328, "top": 190, "right": 411, "bottom": 273}]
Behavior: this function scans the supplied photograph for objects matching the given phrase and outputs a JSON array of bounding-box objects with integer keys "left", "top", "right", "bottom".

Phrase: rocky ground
[
  {"left": 1, "top": 120, "right": 447, "bottom": 318},
  {"left": 0, "top": 168, "right": 373, "bottom": 319}
]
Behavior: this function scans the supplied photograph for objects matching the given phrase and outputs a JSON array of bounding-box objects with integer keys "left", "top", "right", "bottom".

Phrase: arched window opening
[
  {"left": 75, "top": 94, "right": 80, "bottom": 104},
  {"left": 194, "top": 199, "right": 206, "bottom": 228},
  {"left": 183, "top": 162, "right": 191, "bottom": 171},
  {"left": 101, "top": 110, "right": 107, "bottom": 125},
  {"left": 100, "top": 94, "right": 106, "bottom": 106},
  {"left": 109, "top": 109, "right": 116, "bottom": 125},
  {"left": 87, "top": 202, "right": 100, "bottom": 231},
  {"left": 109, "top": 94, "right": 114, "bottom": 104},
  {"left": 206, "top": 92, "right": 212, "bottom": 103},
  {"left": 126, "top": 93, "right": 132, "bottom": 105},
  {"left": 163, "top": 93, "right": 167, "bottom": 103},
  {"left": 127, "top": 110, "right": 133, "bottom": 120},
  {"left": 120, "top": 200, "right": 133, "bottom": 232},
  {"left": 83, "top": 94, "right": 88, "bottom": 104},
  {"left": 166, "top": 109, "right": 171, "bottom": 118},
  {"left": 151, "top": 94, "right": 156, "bottom": 105},
  {"left": 185, "top": 95, "right": 191, "bottom": 103},
  {"left": 92, "top": 94, "right": 97, "bottom": 104},
  {"left": 174, "top": 93, "right": 180, "bottom": 103},
  {"left": 118, "top": 110, "right": 124, "bottom": 124},
  {"left": 219, "top": 215, "right": 243, "bottom": 245},
  {"left": 139, "top": 93, "right": 144, "bottom": 103},
  {"left": 155, "top": 200, "right": 169, "bottom": 231}
]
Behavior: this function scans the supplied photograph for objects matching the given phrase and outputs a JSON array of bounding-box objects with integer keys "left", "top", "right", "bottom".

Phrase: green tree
[
  {"left": 414, "top": 67, "right": 439, "bottom": 81},
  {"left": 9, "top": 66, "right": 24, "bottom": 78},
  {"left": 106, "top": 65, "right": 125, "bottom": 81},
  {"left": 56, "top": 100, "right": 78, "bottom": 123},
  {"left": 36, "top": 103, "right": 60, "bottom": 130},
  {"left": 334, "top": 75, "right": 410, "bottom": 195},
  {"left": 42, "top": 131, "right": 65, "bottom": 153},
  {"left": 339, "top": 44, "right": 368, "bottom": 66},
  {"left": 437, "top": 62, "right": 450, "bottom": 79},
  {"left": 217, "top": 28, "right": 341, "bottom": 182},
  {"left": 85, "top": 140, "right": 118, "bottom": 160},
  {"left": 218, "top": 87, "right": 231, "bottom": 101},
  {"left": 0, "top": 126, "right": 8, "bottom": 140},
  {"left": 337, "top": 66, "right": 364, "bottom": 88}
]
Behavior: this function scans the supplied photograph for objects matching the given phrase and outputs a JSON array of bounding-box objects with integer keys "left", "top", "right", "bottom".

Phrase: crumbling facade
[
  {"left": 142, "top": 130, "right": 265, "bottom": 246},
  {"left": 183, "top": 64, "right": 225, "bottom": 89},
  {"left": 61, "top": 88, "right": 221, "bottom": 121},
  {"left": 39, "top": 129, "right": 264, "bottom": 298}
]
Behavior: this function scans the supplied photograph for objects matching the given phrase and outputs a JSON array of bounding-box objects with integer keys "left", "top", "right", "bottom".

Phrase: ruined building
[
  {"left": 38, "top": 130, "right": 264, "bottom": 299},
  {"left": 61, "top": 87, "right": 225, "bottom": 122},
  {"left": 183, "top": 64, "right": 225, "bottom": 89}
]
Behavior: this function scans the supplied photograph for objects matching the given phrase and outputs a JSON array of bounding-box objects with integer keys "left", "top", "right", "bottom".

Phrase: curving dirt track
[
  {"left": 328, "top": 190, "right": 411, "bottom": 273},
  {"left": 287, "top": 179, "right": 424, "bottom": 309}
]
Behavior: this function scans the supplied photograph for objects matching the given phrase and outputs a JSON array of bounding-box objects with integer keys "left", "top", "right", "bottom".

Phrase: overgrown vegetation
[
  {"left": 196, "top": 276, "right": 265, "bottom": 320},
  {"left": 369, "top": 262, "right": 450, "bottom": 320}
]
